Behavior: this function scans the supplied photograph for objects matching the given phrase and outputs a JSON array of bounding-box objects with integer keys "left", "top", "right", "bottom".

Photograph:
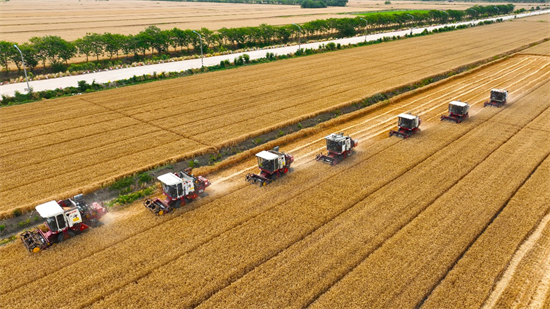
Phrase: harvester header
[{"left": 20, "top": 196, "right": 107, "bottom": 253}]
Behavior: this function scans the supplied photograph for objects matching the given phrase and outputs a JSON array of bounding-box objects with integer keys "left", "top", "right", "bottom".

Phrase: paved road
[{"left": 1, "top": 11, "right": 546, "bottom": 98}]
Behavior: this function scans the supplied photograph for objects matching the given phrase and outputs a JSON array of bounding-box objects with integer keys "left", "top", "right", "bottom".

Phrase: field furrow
[
  {"left": 193, "top": 80, "right": 550, "bottom": 309},
  {"left": 1, "top": 17, "right": 548, "bottom": 216},
  {"left": 309, "top": 85, "right": 550, "bottom": 309}
]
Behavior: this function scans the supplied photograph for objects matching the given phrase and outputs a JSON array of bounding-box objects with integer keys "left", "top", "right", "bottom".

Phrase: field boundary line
[
  {"left": 210, "top": 55, "right": 542, "bottom": 184},
  {"left": 481, "top": 168, "right": 550, "bottom": 308},
  {"left": 78, "top": 97, "right": 214, "bottom": 148},
  {"left": 79, "top": 139, "right": 402, "bottom": 308},
  {"left": 302, "top": 83, "right": 550, "bottom": 309},
  {"left": 198, "top": 93, "right": 532, "bottom": 308},
  {"left": 197, "top": 42, "right": 548, "bottom": 178},
  {"left": 529, "top": 228, "right": 550, "bottom": 308},
  {"left": 417, "top": 87, "right": 550, "bottom": 308}
]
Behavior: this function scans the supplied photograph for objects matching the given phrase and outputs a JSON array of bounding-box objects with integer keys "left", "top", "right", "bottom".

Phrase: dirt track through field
[{"left": 1, "top": 52, "right": 549, "bottom": 308}]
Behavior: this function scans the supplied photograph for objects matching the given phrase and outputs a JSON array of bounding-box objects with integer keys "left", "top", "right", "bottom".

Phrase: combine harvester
[
  {"left": 143, "top": 169, "right": 210, "bottom": 215},
  {"left": 316, "top": 133, "right": 358, "bottom": 165},
  {"left": 484, "top": 89, "right": 508, "bottom": 108},
  {"left": 20, "top": 195, "right": 107, "bottom": 253},
  {"left": 441, "top": 100, "right": 470, "bottom": 123},
  {"left": 389, "top": 113, "right": 421, "bottom": 139},
  {"left": 246, "top": 146, "right": 294, "bottom": 186}
]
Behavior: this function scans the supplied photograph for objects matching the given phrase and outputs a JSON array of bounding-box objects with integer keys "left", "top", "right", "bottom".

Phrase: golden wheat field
[
  {"left": 0, "top": 0, "right": 535, "bottom": 43},
  {"left": 1, "top": 45, "right": 550, "bottom": 308},
  {"left": 1, "top": 16, "right": 549, "bottom": 218}
]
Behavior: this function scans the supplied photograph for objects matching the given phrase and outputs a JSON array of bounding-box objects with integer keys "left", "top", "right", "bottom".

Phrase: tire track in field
[
  {"left": 78, "top": 97, "right": 213, "bottom": 148},
  {"left": 2, "top": 132, "right": 398, "bottom": 299},
  {"left": 210, "top": 56, "right": 544, "bottom": 184},
  {"left": 1, "top": 57, "right": 544, "bottom": 304},
  {"left": 91, "top": 71, "right": 534, "bottom": 308},
  {"left": 482, "top": 194, "right": 550, "bottom": 308},
  {"left": 300, "top": 79, "right": 550, "bottom": 309},
  {"left": 78, "top": 138, "right": 403, "bottom": 309},
  {"left": 199, "top": 114, "right": 525, "bottom": 308},
  {"left": 416, "top": 135, "right": 550, "bottom": 308},
  {"left": 530, "top": 232, "right": 550, "bottom": 308}
]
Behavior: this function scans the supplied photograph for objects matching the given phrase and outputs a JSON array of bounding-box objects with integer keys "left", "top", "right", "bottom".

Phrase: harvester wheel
[
  {"left": 57, "top": 234, "right": 65, "bottom": 243},
  {"left": 68, "top": 230, "right": 76, "bottom": 238}
]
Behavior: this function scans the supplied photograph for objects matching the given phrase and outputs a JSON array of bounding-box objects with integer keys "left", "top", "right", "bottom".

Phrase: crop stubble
[
  {"left": 89, "top": 78, "right": 550, "bottom": 308},
  {"left": 309, "top": 83, "right": 550, "bottom": 308},
  {"left": 1, "top": 19, "right": 549, "bottom": 218},
  {"left": 1, "top": 53, "right": 549, "bottom": 308},
  {"left": 197, "top": 82, "right": 550, "bottom": 308}
]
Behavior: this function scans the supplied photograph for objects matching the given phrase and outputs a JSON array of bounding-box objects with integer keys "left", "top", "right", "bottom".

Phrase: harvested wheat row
[
  {"left": 309, "top": 113, "right": 550, "bottom": 308},
  {"left": 88, "top": 100, "right": 511, "bottom": 309},
  {"left": 196, "top": 96, "right": 545, "bottom": 308},
  {"left": 1, "top": 55, "right": 549, "bottom": 307},
  {"left": 1, "top": 19, "right": 549, "bottom": 216},
  {"left": 421, "top": 89, "right": 550, "bottom": 309},
  {"left": 487, "top": 204, "right": 550, "bottom": 308}
]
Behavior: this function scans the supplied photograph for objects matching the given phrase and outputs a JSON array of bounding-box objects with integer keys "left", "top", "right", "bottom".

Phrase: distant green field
[{"left": 351, "top": 10, "right": 431, "bottom": 16}]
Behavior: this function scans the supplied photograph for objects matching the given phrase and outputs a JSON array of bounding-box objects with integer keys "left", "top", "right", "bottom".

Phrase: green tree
[
  {"left": 102, "top": 33, "right": 126, "bottom": 60},
  {"left": 10, "top": 43, "right": 37, "bottom": 72},
  {"left": 137, "top": 26, "right": 170, "bottom": 55},
  {"left": 75, "top": 37, "right": 92, "bottom": 62},
  {"left": 169, "top": 28, "right": 192, "bottom": 52},
  {"left": 18, "top": 43, "right": 38, "bottom": 72},
  {"left": 0, "top": 41, "right": 16, "bottom": 72},
  {"left": 82, "top": 33, "right": 106, "bottom": 61},
  {"left": 29, "top": 36, "right": 47, "bottom": 68}
]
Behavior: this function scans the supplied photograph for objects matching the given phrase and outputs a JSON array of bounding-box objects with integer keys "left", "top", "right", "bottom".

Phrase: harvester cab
[
  {"left": 143, "top": 170, "right": 210, "bottom": 216},
  {"left": 20, "top": 198, "right": 107, "bottom": 253},
  {"left": 316, "top": 133, "right": 358, "bottom": 165},
  {"left": 441, "top": 100, "right": 470, "bottom": 123},
  {"left": 246, "top": 146, "right": 294, "bottom": 186},
  {"left": 389, "top": 113, "right": 421, "bottom": 138},
  {"left": 484, "top": 89, "right": 508, "bottom": 107}
]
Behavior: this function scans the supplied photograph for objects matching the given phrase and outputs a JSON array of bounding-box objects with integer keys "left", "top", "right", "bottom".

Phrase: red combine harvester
[
  {"left": 316, "top": 133, "right": 358, "bottom": 165},
  {"left": 441, "top": 100, "right": 470, "bottom": 123},
  {"left": 246, "top": 146, "right": 294, "bottom": 186},
  {"left": 389, "top": 113, "right": 421, "bottom": 139},
  {"left": 143, "top": 169, "right": 210, "bottom": 215},
  {"left": 484, "top": 89, "right": 508, "bottom": 108},
  {"left": 20, "top": 195, "right": 107, "bottom": 253}
]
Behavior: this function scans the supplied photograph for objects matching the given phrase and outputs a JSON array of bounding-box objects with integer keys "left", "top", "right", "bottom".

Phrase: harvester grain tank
[
  {"left": 316, "top": 133, "right": 358, "bottom": 165},
  {"left": 20, "top": 195, "right": 107, "bottom": 253},
  {"left": 143, "top": 169, "right": 210, "bottom": 215},
  {"left": 441, "top": 100, "right": 470, "bottom": 123},
  {"left": 246, "top": 146, "right": 294, "bottom": 186},
  {"left": 484, "top": 89, "right": 508, "bottom": 107},
  {"left": 389, "top": 113, "right": 421, "bottom": 138}
]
